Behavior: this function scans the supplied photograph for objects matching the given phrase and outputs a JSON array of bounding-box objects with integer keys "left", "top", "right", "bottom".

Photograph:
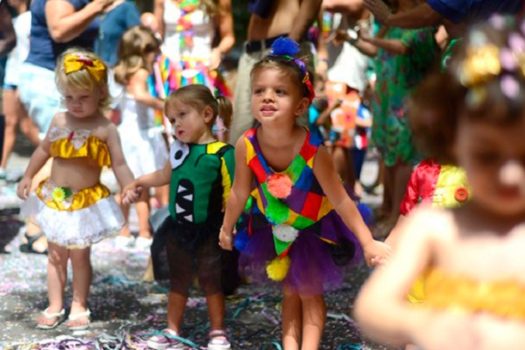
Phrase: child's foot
[
  {"left": 147, "top": 328, "right": 185, "bottom": 349},
  {"left": 115, "top": 235, "right": 135, "bottom": 249},
  {"left": 36, "top": 308, "right": 65, "bottom": 329},
  {"left": 66, "top": 309, "right": 91, "bottom": 331},
  {"left": 135, "top": 236, "right": 153, "bottom": 250},
  {"left": 207, "top": 329, "right": 231, "bottom": 350}
]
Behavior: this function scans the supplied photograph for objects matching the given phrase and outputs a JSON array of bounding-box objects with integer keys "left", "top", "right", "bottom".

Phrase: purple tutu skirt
[{"left": 235, "top": 210, "right": 363, "bottom": 295}]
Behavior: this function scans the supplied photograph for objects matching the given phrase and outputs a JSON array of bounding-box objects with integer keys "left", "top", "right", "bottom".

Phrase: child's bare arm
[
  {"left": 106, "top": 124, "right": 134, "bottom": 188},
  {"left": 128, "top": 68, "right": 164, "bottom": 110},
  {"left": 313, "top": 146, "right": 390, "bottom": 264},
  {"left": 17, "top": 118, "right": 56, "bottom": 199},
  {"left": 122, "top": 161, "right": 171, "bottom": 204},
  {"left": 219, "top": 138, "right": 253, "bottom": 250}
]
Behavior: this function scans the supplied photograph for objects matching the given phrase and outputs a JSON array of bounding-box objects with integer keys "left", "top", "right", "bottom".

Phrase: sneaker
[
  {"left": 135, "top": 236, "right": 153, "bottom": 250},
  {"left": 207, "top": 329, "right": 231, "bottom": 350},
  {"left": 147, "top": 328, "right": 185, "bottom": 350},
  {"left": 114, "top": 235, "right": 135, "bottom": 249}
]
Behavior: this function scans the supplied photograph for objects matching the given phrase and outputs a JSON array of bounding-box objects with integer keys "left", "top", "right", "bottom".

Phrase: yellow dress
[
  {"left": 420, "top": 268, "right": 525, "bottom": 320},
  {"left": 20, "top": 127, "right": 125, "bottom": 248}
]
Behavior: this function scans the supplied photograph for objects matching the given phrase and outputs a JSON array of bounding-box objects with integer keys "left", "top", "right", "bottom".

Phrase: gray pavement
[{"left": 0, "top": 134, "right": 391, "bottom": 349}]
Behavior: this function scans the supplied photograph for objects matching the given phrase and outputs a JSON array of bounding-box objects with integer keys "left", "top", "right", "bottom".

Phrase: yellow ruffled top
[
  {"left": 48, "top": 127, "right": 111, "bottom": 167},
  {"left": 422, "top": 268, "right": 525, "bottom": 320}
]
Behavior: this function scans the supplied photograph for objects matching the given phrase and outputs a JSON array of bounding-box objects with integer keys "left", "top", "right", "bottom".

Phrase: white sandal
[
  {"left": 67, "top": 309, "right": 91, "bottom": 331},
  {"left": 36, "top": 308, "right": 65, "bottom": 329},
  {"left": 207, "top": 329, "right": 231, "bottom": 350}
]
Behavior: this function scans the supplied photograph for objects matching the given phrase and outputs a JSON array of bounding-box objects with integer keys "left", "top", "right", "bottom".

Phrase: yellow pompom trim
[{"left": 266, "top": 256, "right": 291, "bottom": 282}]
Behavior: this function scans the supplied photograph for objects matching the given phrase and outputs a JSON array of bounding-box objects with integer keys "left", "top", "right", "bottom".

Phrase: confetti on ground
[{"left": 0, "top": 209, "right": 392, "bottom": 350}]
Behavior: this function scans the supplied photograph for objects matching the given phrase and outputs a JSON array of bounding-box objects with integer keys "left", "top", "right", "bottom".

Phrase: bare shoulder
[
  {"left": 92, "top": 116, "right": 117, "bottom": 140},
  {"left": 51, "top": 112, "right": 68, "bottom": 128}
]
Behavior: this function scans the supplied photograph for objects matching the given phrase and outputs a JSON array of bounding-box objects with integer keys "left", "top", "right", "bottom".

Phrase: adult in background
[
  {"left": 1, "top": 0, "right": 40, "bottom": 181},
  {"left": 94, "top": 0, "right": 140, "bottom": 67},
  {"left": 16, "top": 0, "right": 114, "bottom": 254},
  {"left": 228, "top": 0, "right": 322, "bottom": 144},
  {"left": 0, "top": 0, "right": 17, "bottom": 167}
]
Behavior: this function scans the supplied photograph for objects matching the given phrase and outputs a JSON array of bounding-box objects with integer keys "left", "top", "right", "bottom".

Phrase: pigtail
[{"left": 216, "top": 95, "right": 232, "bottom": 131}]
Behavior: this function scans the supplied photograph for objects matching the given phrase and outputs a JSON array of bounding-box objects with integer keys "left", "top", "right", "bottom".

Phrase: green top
[
  {"left": 168, "top": 140, "right": 235, "bottom": 224},
  {"left": 371, "top": 26, "right": 438, "bottom": 167}
]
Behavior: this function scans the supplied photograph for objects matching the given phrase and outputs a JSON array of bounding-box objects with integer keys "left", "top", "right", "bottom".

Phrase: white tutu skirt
[{"left": 20, "top": 194, "right": 125, "bottom": 249}]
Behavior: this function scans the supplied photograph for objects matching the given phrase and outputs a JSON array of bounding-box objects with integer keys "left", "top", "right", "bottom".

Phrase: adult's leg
[
  {"left": 1, "top": 88, "right": 17, "bottom": 169},
  {"left": 229, "top": 51, "right": 260, "bottom": 144}
]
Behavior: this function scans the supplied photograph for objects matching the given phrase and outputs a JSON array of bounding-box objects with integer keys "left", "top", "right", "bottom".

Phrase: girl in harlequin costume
[
  {"left": 355, "top": 17, "right": 525, "bottom": 350},
  {"left": 218, "top": 38, "right": 390, "bottom": 349},
  {"left": 17, "top": 49, "right": 134, "bottom": 330},
  {"left": 123, "top": 85, "right": 234, "bottom": 350},
  {"left": 114, "top": 25, "right": 169, "bottom": 249}
]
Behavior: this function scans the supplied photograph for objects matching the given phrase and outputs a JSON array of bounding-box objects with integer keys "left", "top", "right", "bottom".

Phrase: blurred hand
[
  {"left": 412, "top": 311, "right": 480, "bottom": 350},
  {"left": 363, "top": 240, "right": 391, "bottom": 267},
  {"left": 209, "top": 48, "right": 223, "bottom": 70},
  {"left": 17, "top": 176, "right": 32, "bottom": 200},
  {"left": 364, "top": 0, "right": 391, "bottom": 24}
]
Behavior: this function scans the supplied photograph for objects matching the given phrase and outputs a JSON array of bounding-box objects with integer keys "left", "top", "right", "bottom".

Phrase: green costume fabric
[
  {"left": 168, "top": 140, "right": 235, "bottom": 224},
  {"left": 371, "top": 26, "right": 438, "bottom": 167}
]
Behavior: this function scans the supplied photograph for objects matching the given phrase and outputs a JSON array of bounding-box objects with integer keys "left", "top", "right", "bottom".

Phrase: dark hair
[
  {"left": 165, "top": 84, "right": 232, "bottom": 129},
  {"left": 250, "top": 54, "right": 314, "bottom": 100},
  {"left": 408, "top": 17, "right": 525, "bottom": 163}
]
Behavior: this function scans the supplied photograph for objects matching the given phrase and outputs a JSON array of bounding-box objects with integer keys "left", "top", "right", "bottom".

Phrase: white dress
[
  {"left": 162, "top": 0, "right": 215, "bottom": 64},
  {"left": 4, "top": 11, "right": 31, "bottom": 87},
  {"left": 117, "top": 93, "right": 168, "bottom": 177}
]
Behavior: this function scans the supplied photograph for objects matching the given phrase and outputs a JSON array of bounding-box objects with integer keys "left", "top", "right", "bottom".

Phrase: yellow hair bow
[{"left": 63, "top": 53, "right": 106, "bottom": 82}]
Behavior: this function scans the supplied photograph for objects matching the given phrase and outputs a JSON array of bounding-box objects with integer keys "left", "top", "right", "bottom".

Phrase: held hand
[
  {"left": 218, "top": 226, "right": 234, "bottom": 251},
  {"left": 363, "top": 240, "right": 391, "bottom": 267},
  {"left": 17, "top": 177, "right": 32, "bottom": 200},
  {"left": 364, "top": 0, "right": 391, "bottom": 24},
  {"left": 121, "top": 183, "right": 142, "bottom": 205}
]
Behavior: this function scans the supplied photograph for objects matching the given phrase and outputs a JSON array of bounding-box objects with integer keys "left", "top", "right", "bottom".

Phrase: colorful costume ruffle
[
  {"left": 422, "top": 268, "right": 525, "bottom": 320},
  {"left": 20, "top": 127, "right": 124, "bottom": 248},
  {"left": 235, "top": 128, "right": 363, "bottom": 295},
  {"left": 400, "top": 159, "right": 470, "bottom": 216}
]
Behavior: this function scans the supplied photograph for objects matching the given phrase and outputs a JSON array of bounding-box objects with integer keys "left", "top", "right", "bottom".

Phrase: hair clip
[{"left": 63, "top": 53, "right": 106, "bottom": 82}]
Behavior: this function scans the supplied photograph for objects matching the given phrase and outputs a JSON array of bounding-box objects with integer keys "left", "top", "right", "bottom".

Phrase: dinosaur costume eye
[{"left": 170, "top": 139, "right": 190, "bottom": 169}]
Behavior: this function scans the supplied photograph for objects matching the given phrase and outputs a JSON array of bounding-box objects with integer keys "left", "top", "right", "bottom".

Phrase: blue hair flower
[{"left": 270, "top": 37, "right": 300, "bottom": 57}]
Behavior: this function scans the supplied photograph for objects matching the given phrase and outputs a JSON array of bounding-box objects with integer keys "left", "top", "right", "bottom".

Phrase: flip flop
[
  {"left": 36, "top": 308, "right": 65, "bottom": 329},
  {"left": 19, "top": 231, "right": 48, "bottom": 255},
  {"left": 67, "top": 309, "right": 91, "bottom": 331}
]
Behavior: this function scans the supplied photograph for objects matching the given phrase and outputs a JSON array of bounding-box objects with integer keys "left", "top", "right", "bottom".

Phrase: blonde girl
[
  {"left": 114, "top": 25, "right": 169, "bottom": 248},
  {"left": 123, "top": 84, "right": 234, "bottom": 349},
  {"left": 17, "top": 49, "right": 134, "bottom": 330},
  {"left": 219, "top": 38, "right": 390, "bottom": 349},
  {"left": 355, "top": 17, "right": 525, "bottom": 350}
]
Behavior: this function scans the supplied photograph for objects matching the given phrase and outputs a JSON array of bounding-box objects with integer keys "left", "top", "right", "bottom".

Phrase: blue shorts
[{"left": 18, "top": 62, "right": 62, "bottom": 138}]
